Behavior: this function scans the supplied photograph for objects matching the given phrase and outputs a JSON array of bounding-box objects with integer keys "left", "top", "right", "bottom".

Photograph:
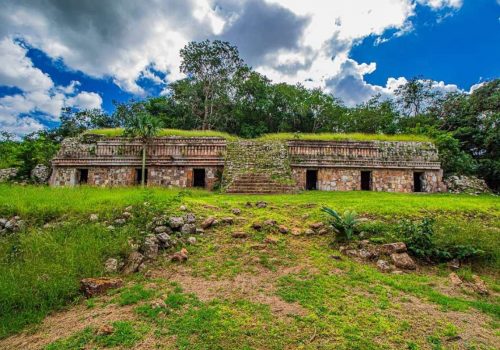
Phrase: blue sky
[{"left": 0, "top": 0, "right": 499, "bottom": 135}]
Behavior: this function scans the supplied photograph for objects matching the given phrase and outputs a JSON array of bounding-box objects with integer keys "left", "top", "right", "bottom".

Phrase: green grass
[
  {"left": 0, "top": 222, "right": 139, "bottom": 337},
  {"left": 85, "top": 128, "right": 433, "bottom": 143},
  {"left": 45, "top": 321, "right": 148, "bottom": 349},
  {"left": 256, "top": 132, "right": 433, "bottom": 142},
  {"left": 85, "top": 128, "right": 237, "bottom": 140},
  {"left": 0, "top": 184, "right": 498, "bottom": 345}
]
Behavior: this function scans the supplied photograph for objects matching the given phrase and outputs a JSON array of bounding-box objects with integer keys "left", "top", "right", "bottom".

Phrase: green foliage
[
  {"left": 95, "top": 321, "right": 146, "bottom": 348},
  {"left": 398, "top": 217, "right": 448, "bottom": 260},
  {"left": 321, "top": 207, "right": 360, "bottom": 241},
  {"left": 44, "top": 327, "right": 94, "bottom": 350},
  {"left": 0, "top": 222, "right": 135, "bottom": 337},
  {"left": 116, "top": 285, "right": 155, "bottom": 306},
  {"left": 398, "top": 218, "right": 484, "bottom": 262}
]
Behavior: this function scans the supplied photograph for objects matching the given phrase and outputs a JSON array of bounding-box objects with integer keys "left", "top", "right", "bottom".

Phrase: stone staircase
[
  {"left": 225, "top": 173, "right": 296, "bottom": 194},
  {"left": 222, "top": 140, "right": 297, "bottom": 194}
]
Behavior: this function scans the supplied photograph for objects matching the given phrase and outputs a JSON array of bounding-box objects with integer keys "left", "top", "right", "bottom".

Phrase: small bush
[
  {"left": 398, "top": 218, "right": 483, "bottom": 262},
  {"left": 321, "top": 207, "right": 360, "bottom": 241}
]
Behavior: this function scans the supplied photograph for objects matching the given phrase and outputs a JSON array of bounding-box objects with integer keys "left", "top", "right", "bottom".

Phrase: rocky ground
[{"left": 1, "top": 199, "right": 498, "bottom": 350}]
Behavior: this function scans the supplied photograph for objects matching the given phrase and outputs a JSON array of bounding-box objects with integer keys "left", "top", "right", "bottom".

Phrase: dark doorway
[
  {"left": 361, "top": 171, "right": 372, "bottom": 191},
  {"left": 136, "top": 168, "right": 148, "bottom": 185},
  {"left": 78, "top": 169, "right": 88, "bottom": 185},
  {"left": 306, "top": 170, "right": 318, "bottom": 190},
  {"left": 193, "top": 168, "right": 206, "bottom": 188},
  {"left": 413, "top": 172, "right": 423, "bottom": 192}
]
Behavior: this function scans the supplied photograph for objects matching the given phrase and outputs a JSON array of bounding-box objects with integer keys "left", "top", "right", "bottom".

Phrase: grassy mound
[
  {"left": 85, "top": 129, "right": 433, "bottom": 143},
  {"left": 85, "top": 128, "right": 237, "bottom": 140}
]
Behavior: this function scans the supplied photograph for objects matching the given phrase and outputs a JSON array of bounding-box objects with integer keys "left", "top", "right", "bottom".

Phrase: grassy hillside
[
  {"left": 0, "top": 185, "right": 498, "bottom": 349},
  {"left": 85, "top": 129, "right": 433, "bottom": 143}
]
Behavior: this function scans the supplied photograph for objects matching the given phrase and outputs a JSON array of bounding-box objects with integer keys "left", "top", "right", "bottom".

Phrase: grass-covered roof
[{"left": 85, "top": 128, "right": 433, "bottom": 143}]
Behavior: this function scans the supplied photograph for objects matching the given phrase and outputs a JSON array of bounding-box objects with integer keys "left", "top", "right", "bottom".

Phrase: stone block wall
[
  {"left": 90, "top": 167, "right": 135, "bottom": 186},
  {"left": 292, "top": 167, "right": 443, "bottom": 193},
  {"left": 50, "top": 167, "right": 77, "bottom": 186},
  {"left": 51, "top": 166, "right": 221, "bottom": 189},
  {"left": 0, "top": 168, "right": 18, "bottom": 182},
  {"left": 371, "top": 169, "right": 413, "bottom": 192},
  {"left": 422, "top": 170, "right": 444, "bottom": 192}
]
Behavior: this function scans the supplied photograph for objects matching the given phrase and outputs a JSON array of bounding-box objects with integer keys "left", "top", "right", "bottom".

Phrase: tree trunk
[{"left": 141, "top": 143, "right": 146, "bottom": 188}]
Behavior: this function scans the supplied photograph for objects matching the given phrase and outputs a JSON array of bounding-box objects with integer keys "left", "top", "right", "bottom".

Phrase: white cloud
[
  {"left": 0, "top": 37, "right": 53, "bottom": 92},
  {"left": 416, "top": 0, "right": 463, "bottom": 10},
  {"left": 66, "top": 92, "right": 103, "bottom": 110},
  {"left": 0, "top": 0, "right": 468, "bottom": 130},
  {"left": 0, "top": 38, "right": 102, "bottom": 135}
]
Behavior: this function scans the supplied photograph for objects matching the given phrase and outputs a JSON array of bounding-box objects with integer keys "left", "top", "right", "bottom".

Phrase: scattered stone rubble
[
  {"left": 340, "top": 240, "right": 417, "bottom": 273},
  {"left": 448, "top": 272, "right": 489, "bottom": 295},
  {"left": 0, "top": 168, "right": 18, "bottom": 183},
  {"left": 0, "top": 216, "right": 25, "bottom": 236},
  {"left": 444, "top": 175, "right": 491, "bottom": 194},
  {"left": 30, "top": 164, "right": 51, "bottom": 184}
]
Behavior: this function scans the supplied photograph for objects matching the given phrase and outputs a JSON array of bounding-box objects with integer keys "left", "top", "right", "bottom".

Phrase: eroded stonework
[{"left": 50, "top": 136, "right": 445, "bottom": 193}]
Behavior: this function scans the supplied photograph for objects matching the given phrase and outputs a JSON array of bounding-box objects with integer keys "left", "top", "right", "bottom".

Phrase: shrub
[
  {"left": 398, "top": 217, "right": 483, "bottom": 262},
  {"left": 321, "top": 207, "right": 360, "bottom": 241}
]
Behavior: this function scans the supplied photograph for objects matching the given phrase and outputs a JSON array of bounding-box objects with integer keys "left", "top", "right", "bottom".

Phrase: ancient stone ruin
[{"left": 49, "top": 135, "right": 445, "bottom": 193}]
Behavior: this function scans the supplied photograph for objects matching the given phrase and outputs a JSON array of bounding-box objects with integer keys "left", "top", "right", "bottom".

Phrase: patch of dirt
[
  {"left": 0, "top": 299, "right": 136, "bottom": 350},
  {"left": 392, "top": 295, "right": 498, "bottom": 348},
  {"left": 153, "top": 265, "right": 309, "bottom": 317}
]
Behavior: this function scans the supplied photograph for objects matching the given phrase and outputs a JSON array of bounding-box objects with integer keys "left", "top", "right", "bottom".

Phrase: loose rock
[
  {"left": 169, "top": 216, "right": 184, "bottom": 229},
  {"left": 104, "top": 258, "right": 119, "bottom": 273},
  {"left": 122, "top": 251, "right": 144, "bottom": 274},
  {"left": 187, "top": 236, "right": 197, "bottom": 245},
  {"left": 252, "top": 222, "right": 263, "bottom": 230},
  {"left": 171, "top": 248, "right": 189, "bottom": 262},
  {"left": 196, "top": 228, "right": 205, "bottom": 234},
  {"left": 80, "top": 277, "right": 123, "bottom": 298},
  {"left": 89, "top": 214, "right": 99, "bottom": 222},
  {"left": 156, "top": 232, "right": 172, "bottom": 247},
  {"left": 179, "top": 205, "right": 187, "bottom": 211},
  {"left": 309, "top": 222, "right": 324, "bottom": 230},
  {"left": 232, "top": 231, "right": 248, "bottom": 239},
  {"left": 304, "top": 229, "right": 315, "bottom": 235},
  {"left": 390, "top": 252, "right": 416, "bottom": 270},
  {"left": 201, "top": 217, "right": 216, "bottom": 229},
  {"left": 471, "top": 275, "right": 489, "bottom": 295},
  {"left": 181, "top": 223, "right": 196, "bottom": 235},
  {"left": 256, "top": 201, "right": 267, "bottom": 208},
  {"left": 232, "top": 208, "right": 241, "bottom": 215},
  {"left": 184, "top": 213, "right": 196, "bottom": 224},
  {"left": 154, "top": 225, "right": 171, "bottom": 234},
  {"left": 222, "top": 217, "right": 234, "bottom": 224},
  {"left": 114, "top": 218, "right": 126, "bottom": 225},
  {"left": 278, "top": 225, "right": 289, "bottom": 234},
  {"left": 376, "top": 259, "right": 393, "bottom": 273},
  {"left": 263, "top": 219, "right": 277, "bottom": 227},
  {"left": 142, "top": 234, "right": 159, "bottom": 260},
  {"left": 378, "top": 242, "right": 407, "bottom": 255}
]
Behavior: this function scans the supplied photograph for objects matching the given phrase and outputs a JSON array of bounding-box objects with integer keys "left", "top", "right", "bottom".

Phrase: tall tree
[
  {"left": 394, "top": 78, "right": 438, "bottom": 117},
  {"left": 124, "top": 110, "right": 162, "bottom": 187},
  {"left": 180, "top": 40, "right": 246, "bottom": 130}
]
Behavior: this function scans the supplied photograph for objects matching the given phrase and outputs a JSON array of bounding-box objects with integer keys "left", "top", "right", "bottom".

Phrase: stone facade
[
  {"left": 50, "top": 135, "right": 444, "bottom": 193},
  {"left": 0, "top": 168, "right": 18, "bottom": 182}
]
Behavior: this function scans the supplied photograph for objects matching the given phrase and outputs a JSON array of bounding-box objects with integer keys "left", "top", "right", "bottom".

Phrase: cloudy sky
[{"left": 0, "top": 0, "right": 499, "bottom": 135}]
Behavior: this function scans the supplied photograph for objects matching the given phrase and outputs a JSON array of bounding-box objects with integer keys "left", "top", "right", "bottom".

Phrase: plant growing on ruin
[
  {"left": 321, "top": 207, "right": 360, "bottom": 241},
  {"left": 124, "top": 110, "right": 162, "bottom": 187}
]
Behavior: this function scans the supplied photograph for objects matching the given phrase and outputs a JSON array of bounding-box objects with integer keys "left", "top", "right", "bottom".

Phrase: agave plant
[{"left": 321, "top": 207, "right": 360, "bottom": 241}]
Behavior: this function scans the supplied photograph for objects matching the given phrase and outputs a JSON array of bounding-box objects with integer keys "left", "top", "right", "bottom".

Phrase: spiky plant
[{"left": 321, "top": 207, "right": 360, "bottom": 241}]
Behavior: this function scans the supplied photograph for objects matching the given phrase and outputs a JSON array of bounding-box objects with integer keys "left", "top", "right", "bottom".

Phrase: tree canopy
[{"left": 1, "top": 40, "right": 498, "bottom": 190}]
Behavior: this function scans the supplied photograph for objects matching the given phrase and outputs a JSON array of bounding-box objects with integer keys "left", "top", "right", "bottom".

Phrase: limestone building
[{"left": 50, "top": 135, "right": 445, "bottom": 193}]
